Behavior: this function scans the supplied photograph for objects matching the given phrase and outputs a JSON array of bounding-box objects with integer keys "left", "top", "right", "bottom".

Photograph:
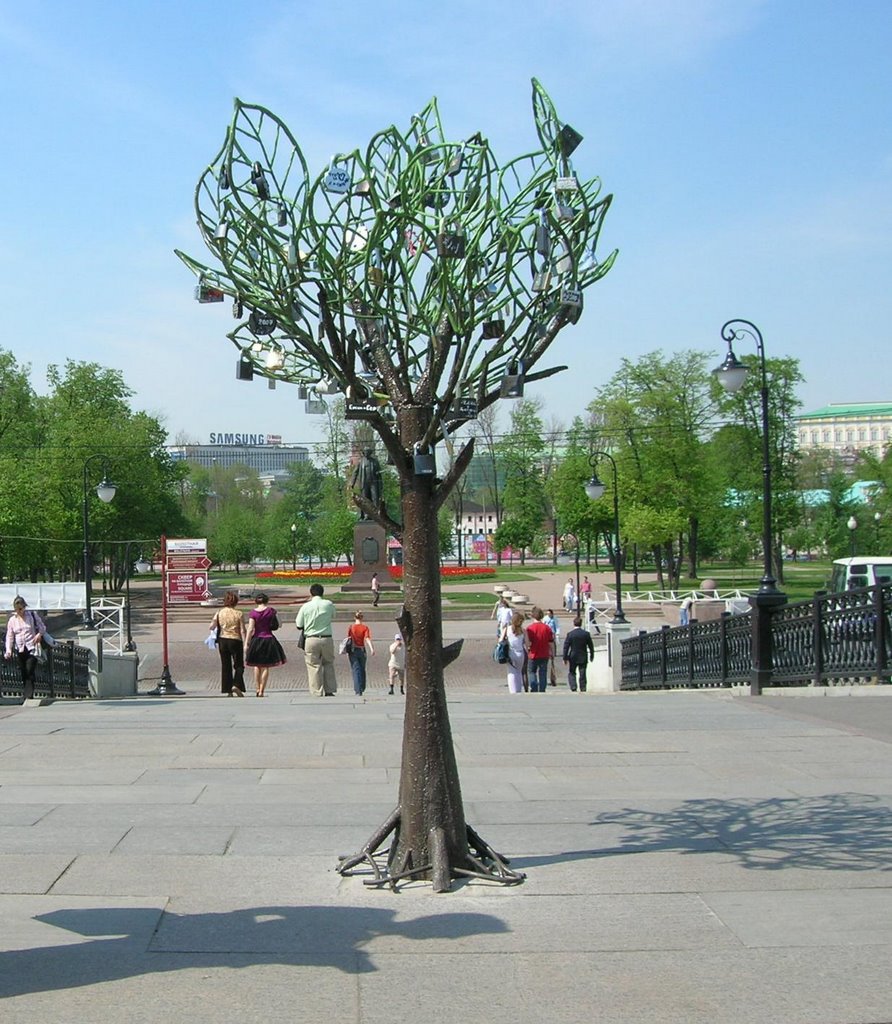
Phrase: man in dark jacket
[{"left": 562, "top": 616, "right": 595, "bottom": 692}]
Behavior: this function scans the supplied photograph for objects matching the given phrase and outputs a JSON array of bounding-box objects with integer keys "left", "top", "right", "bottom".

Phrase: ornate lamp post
[
  {"left": 848, "top": 515, "right": 858, "bottom": 557},
  {"left": 584, "top": 451, "right": 626, "bottom": 623},
  {"left": 291, "top": 522, "right": 297, "bottom": 570},
  {"left": 82, "top": 456, "right": 116, "bottom": 630},
  {"left": 712, "top": 320, "right": 780, "bottom": 597},
  {"left": 713, "top": 319, "right": 786, "bottom": 696},
  {"left": 874, "top": 511, "right": 881, "bottom": 549}
]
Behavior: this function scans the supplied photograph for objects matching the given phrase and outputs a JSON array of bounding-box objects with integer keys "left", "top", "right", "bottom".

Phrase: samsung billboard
[{"left": 208, "top": 433, "right": 283, "bottom": 446}]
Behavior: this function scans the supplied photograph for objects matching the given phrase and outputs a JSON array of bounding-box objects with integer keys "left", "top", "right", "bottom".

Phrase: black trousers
[
  {"left": 17, "top": 650, "right": 37, "bottom": 700},
  {"left": 217, "top": 637, "right": 245, "bottom": 693}
]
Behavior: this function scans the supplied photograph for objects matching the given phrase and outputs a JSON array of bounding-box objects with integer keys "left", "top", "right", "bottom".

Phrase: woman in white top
[
  {"left": 4, "top": 597, "right": 47, "bottom": 701},
  {"left": 500, "top": 611, "right": 528, "bottom": 694},
  {"left": 563, "top": 578, "right": 576, "bottom": 612}
]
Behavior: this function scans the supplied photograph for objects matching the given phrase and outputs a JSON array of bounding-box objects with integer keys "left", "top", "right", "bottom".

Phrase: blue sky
[{"left": 2, "top": 0, "right": 890, "bottom": 448}]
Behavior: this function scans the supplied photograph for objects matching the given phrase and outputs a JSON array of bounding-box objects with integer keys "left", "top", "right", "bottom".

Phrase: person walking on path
[
  {"left": 525, "top": 606, "right": 554, "bottom": 693},
  {"left": 388, "top": 633, "right": 405, "bottom": 695},
  {"left": 370, "top": 573, "right": 380, "bottom": 607},
  {"left": 244, "top": 593, "right": 286, "bottom": 697},
  {"left": 295, "top": 583, "right": 337, "bottom": 697},
  {"left": 563, "top": 616, "right": 595, "bottom": 692},
  {"left": 500, "top": 610, "right": 528, "bottom": 694},
  {"left": 211, "top": 591, "right": 246, "bottom": 696},
  {"left": 493, "top": 596, "right": 513, "bottom": 638},
  {"left": 580, "top": 575, "right": 592, "bottom": 603},
  {"left": 4, "top": 597, "right": 47, "bottom": 701},
  {"left": 563, "top": 578, "right": 576, "bottom": 613},
  {"left": 543, "top": 608, "right": 559, "bottom": 687},
  {"left": 345, "top": 611, "right": 375, "bottom": 697}
]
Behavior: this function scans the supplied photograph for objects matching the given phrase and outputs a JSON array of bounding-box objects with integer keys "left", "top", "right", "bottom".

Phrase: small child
[{"left": 388, "top": 633, "right": 405, "bottom": 695}]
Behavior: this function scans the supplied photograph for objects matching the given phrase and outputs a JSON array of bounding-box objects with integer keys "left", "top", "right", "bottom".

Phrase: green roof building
[{"left": 795, "top": 403, "right": 892, "bottom": 457}]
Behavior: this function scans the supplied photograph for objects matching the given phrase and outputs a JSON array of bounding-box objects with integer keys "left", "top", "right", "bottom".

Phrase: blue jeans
[
  {"left": 349, "top": 648, "right": 367, "bottom": 695},
  {"left": 529, "top": 657, "right": 549, "bottom": 693}
]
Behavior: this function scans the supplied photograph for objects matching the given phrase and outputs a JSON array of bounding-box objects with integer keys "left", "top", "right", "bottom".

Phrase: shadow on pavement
[
  {"left": 1, "top": 904, "right": 509, "bottom": 998},
  {"left": 510, "top": 793, "right": 892, "bottom": 872}
]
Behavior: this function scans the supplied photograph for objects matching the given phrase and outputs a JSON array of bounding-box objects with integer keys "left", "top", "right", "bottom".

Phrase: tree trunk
[
  {"left": 392, "top": 467, "right": 469, "bottom": 880},
  {"left": 337, "top": 408, "right": 524, "bottom": 891}
]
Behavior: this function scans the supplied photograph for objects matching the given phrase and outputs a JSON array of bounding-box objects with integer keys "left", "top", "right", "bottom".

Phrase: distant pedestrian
[
  {"left": 345, "top": 610, "right": 375, "bottom": 697},
  {"left": 525, "top": 606, "right": 554, "bottom": 693},
  {"left": 563, "top": 578, "right": 576, "bottom": 613},
  {"left": 563, "top": 616, "right": 595, "bottom": 692},
  {"left": 4, "top": 597, "right": 46, "bottom": 700},
  {"left": 388, "top": 633, "right": 405, "bottom": 695},
  {"left": 295, "top": 583, "right": 337, "bottom": 697},
  {"left": 493, "top": 595, "right": 513, "bottom": 637},
  {"left": 679, "top": 595, "right": 693, "bottom": 627},
  {"left": 244, "top": 592, "right": 286, "bottom": 697},
  {"left": 211, "top": 591, "right": 246, "bottom": 696},
  {"left": 500, "top": 611, "right": 528, "bottom": 694},
  {"left": 581, "top": 575, "right": 592, "bottom": 602},
  {"left": 371, "top": 572, "right": 380, "bottom": 607},
  {"left": 543, "top": 608, "right": 559, "bottom": 686}
]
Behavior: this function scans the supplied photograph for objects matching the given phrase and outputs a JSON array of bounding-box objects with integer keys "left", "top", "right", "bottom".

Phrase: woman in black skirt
[{"left": 244, "top": 592, "right": 286, "bottom": 696}]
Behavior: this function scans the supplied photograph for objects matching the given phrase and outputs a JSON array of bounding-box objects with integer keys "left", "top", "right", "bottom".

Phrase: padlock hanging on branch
[
  {"left": 324, "top": 156, "right": 351, "bottom": 195},
  {"left": 481, "top": 319, "right": 505, "bottom": 340},
  {"left": 251, "top": 162, "right": 270, "bottom": 201},
  {"left": 560, "top": 279, "right": 584, "bottom": 325},
  {"left": 436, "top": 218, "right": 465, "bottom": 259},
  {"left": 535, "top": 210, "right": 550, "bottom": 257},
  {"left": 367, "top": 249, "right": 385, "bottom": 287},
  {"left": 532, "top": 262, "right": 552, "bottom": 293}
]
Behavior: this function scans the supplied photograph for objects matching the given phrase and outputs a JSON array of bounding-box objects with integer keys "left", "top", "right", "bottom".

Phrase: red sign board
[{"left": 166, "top": 572, "right": 210, "bottom": 603}]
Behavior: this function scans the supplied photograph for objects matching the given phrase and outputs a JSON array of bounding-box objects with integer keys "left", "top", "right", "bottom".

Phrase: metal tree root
[{"left": 336, "top": 809, "right": 526, "bottom": 891}]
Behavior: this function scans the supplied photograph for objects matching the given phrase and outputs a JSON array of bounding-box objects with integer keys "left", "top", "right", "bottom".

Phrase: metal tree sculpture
[{"left": 176, "top": 79, "right": 615, "bottom": 890}]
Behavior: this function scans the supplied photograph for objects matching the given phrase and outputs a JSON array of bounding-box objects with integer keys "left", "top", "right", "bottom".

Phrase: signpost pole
[{"left": 148, "top": 534, "right": 185, "bottom": 696}]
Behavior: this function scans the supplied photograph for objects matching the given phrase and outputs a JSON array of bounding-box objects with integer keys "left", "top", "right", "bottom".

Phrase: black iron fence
[
  {"left": 0, "top": 641, "right": 91, "bottom": 701},
  {"left": 621, "top": 582, "right": 892, "bottom": 690}
]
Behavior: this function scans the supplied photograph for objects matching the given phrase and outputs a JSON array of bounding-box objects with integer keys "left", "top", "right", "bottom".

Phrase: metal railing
[
  {"left": 0, "top": 641, "right": 91, "bottom": 700},
  {"left": 621, "top": 582, "right": 892, "bottom": 690}
]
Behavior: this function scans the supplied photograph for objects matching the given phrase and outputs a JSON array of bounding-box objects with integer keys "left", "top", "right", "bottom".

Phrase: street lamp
[
  {"left": 848, "top": 515, "right": 858, "bottom": 557},
  {"left": 712, "top": 320, "right": 781, "bottom": 597},
  {"left": 82, "top": 455, "right": 117, "bottom": 629},
  {"left": 874, "top": 511, "right": 881, "bottom": 549},
  {"left": 584, "top": 451, "right": 626, "bottom": 623},
  {"left": 291, "top": 522, "right": 297, "bottom": 570}
]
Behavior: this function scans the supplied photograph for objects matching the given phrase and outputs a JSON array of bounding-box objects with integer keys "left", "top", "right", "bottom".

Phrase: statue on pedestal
[{"left": 351, "top": 447, "right": 383, "bottom": 518}]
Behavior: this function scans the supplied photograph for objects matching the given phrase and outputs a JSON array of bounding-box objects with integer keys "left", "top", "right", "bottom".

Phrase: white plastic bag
[{"left": 203, "top": 630, "right": 218, "bottom": 651}]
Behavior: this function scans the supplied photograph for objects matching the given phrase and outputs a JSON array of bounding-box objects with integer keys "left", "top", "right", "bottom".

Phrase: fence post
[
  {"left": 749, "top": 591, "right": 787, "bottom": 696},
  {"left": 686, "top": 619, "right": 695, "bottom": 685},
  {"left": 812, "top": 591, "right": 826, "bottom": 687},
  {"left": 660, "top": 624, "right": 670, "bottom": 688},
  {"left": 719, "top": 612, "right": 730, "bottom": 685},
  {"left": 636, "top": 631, "right": 646, "bottom": 688},
  {"left": 874, "top": 583, "right": 887, "bottom": 684}
]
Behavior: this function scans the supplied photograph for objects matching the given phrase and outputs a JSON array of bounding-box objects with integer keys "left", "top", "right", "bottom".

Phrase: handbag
[
  {"left": 495, "top": 638, "right": 510, "bottom": 664},
  {"left": 269, "top": 612, "right": 280, "bottom": 631},
  {"left": 339, "top": 636, "right": 354, "bottom": 656},
  {"left": 296, "top": 627, "right": 307, "bottom": 650}
]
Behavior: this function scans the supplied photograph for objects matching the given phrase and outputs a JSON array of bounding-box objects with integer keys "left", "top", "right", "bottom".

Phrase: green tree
[
  {"left": 496, "top": 400, "right": 547, "bottom": 563},
  {"left": 710, "top": 355, "right": 804, "bottom": 584}
]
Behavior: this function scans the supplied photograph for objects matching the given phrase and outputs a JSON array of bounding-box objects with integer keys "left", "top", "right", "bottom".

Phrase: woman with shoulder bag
[
  {"left": 345, "top": 610, "right": 375, "bottom": 698},
  {"left": 4, "top": 598, "right": 46, "bottom": 701},
  {"left": 501, "top": 611, "right": 528, "bottom": 695},
  {"left": 244, "top": 593, "right": 286, "bottom": 697},
  {"left": 211, "top": 591, "right": 246, "bottom": 696}
]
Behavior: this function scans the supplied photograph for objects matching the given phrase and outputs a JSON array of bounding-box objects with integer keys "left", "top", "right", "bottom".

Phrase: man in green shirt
[{"left": 295, "top": 583, "right": 337, "bottom": 696}]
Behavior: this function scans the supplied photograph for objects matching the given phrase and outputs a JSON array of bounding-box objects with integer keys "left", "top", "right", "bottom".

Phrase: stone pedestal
[{"left": 341, "top": 522, "right": 401, "bottom": 593}]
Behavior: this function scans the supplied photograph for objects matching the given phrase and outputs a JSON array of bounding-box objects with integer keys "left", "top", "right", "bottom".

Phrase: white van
[{"left": 830, "top": 557, "right": 892, "bottom": 592}]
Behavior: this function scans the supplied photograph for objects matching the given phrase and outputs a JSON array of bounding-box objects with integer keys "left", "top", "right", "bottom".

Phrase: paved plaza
[{"left": 3, "top": 578, "right": 892, "bottom": 1021}]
